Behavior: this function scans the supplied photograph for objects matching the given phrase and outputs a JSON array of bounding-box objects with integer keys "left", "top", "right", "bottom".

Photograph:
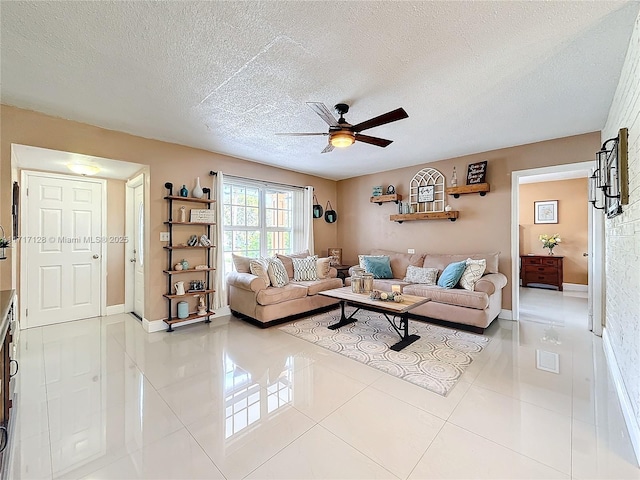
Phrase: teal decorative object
[
  {"left": 437, "top": 260, "right": 467, "bottom": 288},
  {"left": 179, "top": 185, "right": 188, "bottom": 197},
  {"left": 181, "top": 259, "right": 189, "bottom": 270},
  {"left": 177, "top": 302, "right": 189, "bottom": 319}
]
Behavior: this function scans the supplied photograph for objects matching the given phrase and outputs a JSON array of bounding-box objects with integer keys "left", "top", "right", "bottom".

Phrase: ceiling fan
[{"left": 277, "top": 102, "right": 409, "bottom": 153}]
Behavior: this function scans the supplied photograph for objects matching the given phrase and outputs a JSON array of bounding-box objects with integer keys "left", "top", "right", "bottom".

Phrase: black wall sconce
[{"left": 589, "top": 128, "right": 628, "bottom": 219}]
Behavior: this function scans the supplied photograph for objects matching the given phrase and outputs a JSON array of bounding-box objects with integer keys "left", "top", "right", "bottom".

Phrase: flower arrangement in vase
[{"left": 539, "top": 233, "right": 561, "bottom": 255}]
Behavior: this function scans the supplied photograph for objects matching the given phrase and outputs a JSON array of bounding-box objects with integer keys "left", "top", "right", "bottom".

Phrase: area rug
[{"left": 279, "top": 308, "right": 489, "bottom": 396}]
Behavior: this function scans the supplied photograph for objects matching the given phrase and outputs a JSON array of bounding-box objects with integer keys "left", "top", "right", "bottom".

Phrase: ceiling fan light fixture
[
  {"left": 330, "top": 131, "right": 355, "bottom": 148},
  {"left": 67, "top": 163, "right": 100, "bottom": 176}
]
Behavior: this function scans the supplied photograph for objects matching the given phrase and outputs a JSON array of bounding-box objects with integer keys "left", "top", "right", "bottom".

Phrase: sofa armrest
[
  {"left": 474, "top": 272, "right": 508, "bottom": 295},
  {"left": 227, "top": 271, "right": 268, "bottom": 292}
]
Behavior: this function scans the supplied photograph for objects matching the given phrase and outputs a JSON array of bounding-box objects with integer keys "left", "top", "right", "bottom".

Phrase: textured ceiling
[{"left": 1, "top": 1, "right": 638, "bottom": 180}]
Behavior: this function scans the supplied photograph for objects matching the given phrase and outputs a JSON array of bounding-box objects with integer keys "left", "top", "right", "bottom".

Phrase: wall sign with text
[{"left": 466, "top": 161, "right": 488, "bottom": 185}]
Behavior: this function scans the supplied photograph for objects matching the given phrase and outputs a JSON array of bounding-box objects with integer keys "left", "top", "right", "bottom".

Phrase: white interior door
[
  {"left": 24, "top": 173, "right": 104, "bottom": 328},
  {"left": 133, "top": 183, "right": 144, "bottom": 318}
]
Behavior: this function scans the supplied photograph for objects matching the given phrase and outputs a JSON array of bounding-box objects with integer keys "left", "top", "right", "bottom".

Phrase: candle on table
[{"left": 391, "top": 285, "right": 401, "bottom": 293}]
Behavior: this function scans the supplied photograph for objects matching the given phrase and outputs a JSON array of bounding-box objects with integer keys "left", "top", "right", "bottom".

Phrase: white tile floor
[{"left": 7, "top": 287, "right": 640, "bottom": 479}]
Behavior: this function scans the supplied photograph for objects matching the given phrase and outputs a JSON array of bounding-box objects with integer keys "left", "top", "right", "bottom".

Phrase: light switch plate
[
  {"left": 408, "top": 248, "right": 415, "bottom": 254},
  {"left": 160, "top": 232, "right": 169, "bottom": 241}
]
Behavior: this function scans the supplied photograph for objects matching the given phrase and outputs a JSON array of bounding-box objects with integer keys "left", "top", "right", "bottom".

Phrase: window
[{"left": 222, "top": 178, "right": 303, "bottom": 273}]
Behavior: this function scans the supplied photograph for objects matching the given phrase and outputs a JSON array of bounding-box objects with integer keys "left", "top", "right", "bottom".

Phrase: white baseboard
[
  {"left": 603, "top": 327, "right": 640, "bottom": 467},
  {"left": 499, "top": 309, "right": 513, "bottom": 320},
  {"left": 563, "top": 283, "right": 588, "bottom": 292},
  {"left": 143, "top": 306, "right": 232, "bottom": 334},
  {"left": 105, "top": 304, "right": 125, "bottom": 316}
]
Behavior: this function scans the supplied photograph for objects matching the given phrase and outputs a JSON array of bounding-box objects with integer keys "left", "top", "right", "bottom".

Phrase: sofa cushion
[
  {"left": 249, "top": 258, "right": 271, "bottom": 286},
  {"left": 370, "top": 249, "right": 426, "bottom": 279},
  {"left": 232, "top": 253, "right": 252, "bottom": 273},
  {"left": 316, "top": 257, "right": 331, "bottom": 279},
  {"left": 256, "top": 284, "right": 308, "bottom": 306},
  {"left": 402, "top": 284, "right": 490, "bottom": 310},
  {"left": 291, "top": 277, "right": 343, "bottom": 295},
  {"left": 292, "top": 256, "right": 318, "bottom": 281},
  {"left": 358, "top": 254, "right": 385, "bottom": 269},
  {"left": 403, "top": 265, "right": 438, "bottom": 285},
  {"left": 362, "top": 256, "right": 393, "bottom": 279},
  {"left": 459, "top": 258, "right": 486, "bottom": 291},
  {"left": 276, "top": 250, "right": 311, "bottom": 279},
  {"left": 437, "top": 260, "right": 467, "bottom": 288},
  {"left": 266, "top": 257, "right": 289, "bottom": 287}
]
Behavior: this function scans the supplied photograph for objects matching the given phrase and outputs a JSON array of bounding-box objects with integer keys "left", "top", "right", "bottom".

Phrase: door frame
[
  {"left": 20, "top": 170, "right": 108, "bottom": 328},
  {"left": 124, "top": 172, "right": 147, "bottom": 319},
  {"left": 510, "top": 161, "right": 603, "bottom": 330}
]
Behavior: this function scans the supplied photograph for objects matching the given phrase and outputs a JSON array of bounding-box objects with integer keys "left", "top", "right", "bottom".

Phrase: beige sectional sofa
[
  {"left": 227, "top": 254, "right": 343, "bottom": 326},
  {"left": 347, "top": 249, "right": 508, "bottom": 332}
]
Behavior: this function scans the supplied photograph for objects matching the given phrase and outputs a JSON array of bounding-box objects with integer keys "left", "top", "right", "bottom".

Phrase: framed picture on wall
[
  {"left": 534, "top": 200, "right": 558, "bottom": 224},
  {"left": 328, "top": 248, "right": 342, "bottom": 266},
  {"left": 417, "top": 185, "right": 435, "bottom": 202}
]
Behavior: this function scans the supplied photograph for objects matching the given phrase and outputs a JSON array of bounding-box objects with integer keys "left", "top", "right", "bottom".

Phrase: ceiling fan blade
[
  {"left": 321, "top": 143, "right": 334, "bottom": 154},
  {"left": 355, "top": 134, "right": 393, "bottom": 148},
  {"left": 306, "top": 102, "right": 340, "bottom": 127},
  {"left": 351, "top": 108, "right": 408, "bottom": 132},
  {"left": 275, "top": 132, "right": 328, "bottom": 136}
]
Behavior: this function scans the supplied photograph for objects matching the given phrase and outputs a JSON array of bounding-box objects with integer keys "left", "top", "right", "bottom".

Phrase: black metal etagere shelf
[{"left": 163, "top": 182, "right": 215, "bottom": 332}]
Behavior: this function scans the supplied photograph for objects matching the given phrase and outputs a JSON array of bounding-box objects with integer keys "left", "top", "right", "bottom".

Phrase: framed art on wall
[
  {"left": 417, "top": 185, "right": 435, "bottom": 202},
  {"left": 534, "top": 200, "right": 558, "bottom": 224}
]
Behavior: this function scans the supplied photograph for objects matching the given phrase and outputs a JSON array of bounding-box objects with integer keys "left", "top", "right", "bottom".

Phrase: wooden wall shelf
[
  {"left": 445, "top": 183, "right": 490, "bottom": 198},
  {"left": 370, "top": 194, "right": 402, "bottom": 205},
  {"left": 390, "top": 211, "right": 459, "bottom": 223},
  {"left": 164, "top": 195, "right": 216, "bottom": 204}
]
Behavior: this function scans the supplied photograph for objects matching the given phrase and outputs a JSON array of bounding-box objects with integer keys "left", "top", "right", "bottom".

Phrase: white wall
[{"left": 602, "top": 10, "right": 640, "bottom": 460}]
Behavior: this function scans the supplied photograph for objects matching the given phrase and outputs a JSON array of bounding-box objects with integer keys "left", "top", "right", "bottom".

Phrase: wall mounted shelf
[
  {"left": 445, "top": 183, "right": 490, "bottom": 198},
  {"left": 164, "top": 195, "right": 216, "bottom": 204},
  {"left": 370, "top": 194, "right": 402, "bottom": 205},
  {"left": 390, "top": 211, "right": 459, "bottom": 223}
]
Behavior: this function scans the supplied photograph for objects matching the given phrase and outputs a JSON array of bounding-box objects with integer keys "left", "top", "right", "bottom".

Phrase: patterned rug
[{"left": 279, "top": 308, "right": 489, "bottom": 396}]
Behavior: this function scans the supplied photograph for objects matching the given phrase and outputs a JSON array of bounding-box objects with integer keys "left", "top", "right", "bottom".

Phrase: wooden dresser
[{"left": 520, "top": 255, "right": 564, "bottom": 291}]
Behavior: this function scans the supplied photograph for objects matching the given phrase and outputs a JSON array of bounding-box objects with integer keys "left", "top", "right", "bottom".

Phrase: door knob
[
  {"left": 583, "top": 253, "right": 589, "bottom": 257},
  {"left": 130, "top": 258, "right": 137, "bottom": 263},
  {"left": 92, "top": 254, "right": 99, "bottom": 259}
]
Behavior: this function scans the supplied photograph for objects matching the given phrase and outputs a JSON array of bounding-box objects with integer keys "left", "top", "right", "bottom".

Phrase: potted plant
[{"left": 539, "top": 233, "right": 561, "bottom": 255}]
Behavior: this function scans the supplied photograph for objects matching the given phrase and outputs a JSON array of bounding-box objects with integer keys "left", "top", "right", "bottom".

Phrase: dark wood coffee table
[{"left": 319, "top": 287, "right": 430, "bottom": 351}]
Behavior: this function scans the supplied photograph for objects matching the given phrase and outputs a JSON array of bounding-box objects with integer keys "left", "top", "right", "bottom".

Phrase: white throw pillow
[
  {"left": 358, "top": 254, "right": 385, "bottom": 269},
  {"left": 316, "top": 257, "right": 332, "bottom": 279},
  {"left": 266, "top": 257, "right": 289, "bottom": 288},
  {"left": 459, "top": 258, "right": 486, "bottom": 291},
  {"left": 292, "top": 256, "right": 318, "bottom": 281},
  {"left": 249, "top": 258, "right": 271, "bottom": 286},
  {"left": 403, "top": 265, "right": 438, "bottom": 285}
]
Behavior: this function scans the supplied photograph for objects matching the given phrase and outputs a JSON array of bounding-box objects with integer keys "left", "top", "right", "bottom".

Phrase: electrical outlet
[
  {"left": 408, "top": 248, "right": 415, "bottom": 254},
  {"left": 160, "top": 232, "right": 169, "bottom": 242}
]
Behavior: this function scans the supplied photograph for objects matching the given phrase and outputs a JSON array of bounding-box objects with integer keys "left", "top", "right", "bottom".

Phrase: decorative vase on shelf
[
  {"left": 451, "top": 167, "right": 458, "bottom": 187},
  {"left": 192, "top": 177, "right": 203, "bottom": 198},
  {"left": 179, "top": 185, "right": 188, "bottom": 197}
]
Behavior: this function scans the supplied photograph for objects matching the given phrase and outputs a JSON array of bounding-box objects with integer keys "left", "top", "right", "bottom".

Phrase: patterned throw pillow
[
  {"left": 459, "top": 258, "right": 487, "bottom": 291},
  {"left": 362, "top": 256, "right": 393, "bottom": 279},
  {"left": 292, "top": 256, "right": 318, "bottom": 281},
  {"left": 266, "top": 257, "right": 289, "bottom": 288},
  {"left": 316, "top": 257, "right": 332, "bottom": 279},
  {"left": 437, "top": 260, "right": 468, "bottom": 289},
  {"left": 403, "top": 265, "right": 438, "bottom": 285},
  {"left": 249, "top": 258, "right": 271, "bottom": 286}
]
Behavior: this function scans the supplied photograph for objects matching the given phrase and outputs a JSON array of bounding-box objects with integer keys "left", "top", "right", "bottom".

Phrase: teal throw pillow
[
  {"left": 362, "top": 256, "right": 393, "bottom": 279},
  {"left": 437, "top": 260, "right": 468, "bottom": 289}
]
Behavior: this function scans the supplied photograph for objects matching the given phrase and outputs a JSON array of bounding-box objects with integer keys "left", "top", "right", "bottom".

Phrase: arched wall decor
[{"left": 409, "top": 167, "right": 445, "bottom": 213}]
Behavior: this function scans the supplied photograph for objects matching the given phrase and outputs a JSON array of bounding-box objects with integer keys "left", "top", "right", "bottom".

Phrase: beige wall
[
  {"left": 0, "top": 105, "right": 338, "bottom": 322},
  {"left": 602, "top": 11, "right": 640, "bottom": 447},
  {"left": 519, "top": 178, "right": 588, "bottom": 285},
  {"left": 106, "top": 179, "right": 125, "bottom": 306},
  {"left": 337, "top": 132, "right": 600, "bottom": 311}
]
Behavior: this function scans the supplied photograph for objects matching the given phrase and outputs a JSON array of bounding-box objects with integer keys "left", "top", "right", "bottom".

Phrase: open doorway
[
  {"left": 12, "top": 144, "right": 146, "bottom": 328},
  {"left": 511, "top": 161, "right": 604, "bottom": 335}
]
